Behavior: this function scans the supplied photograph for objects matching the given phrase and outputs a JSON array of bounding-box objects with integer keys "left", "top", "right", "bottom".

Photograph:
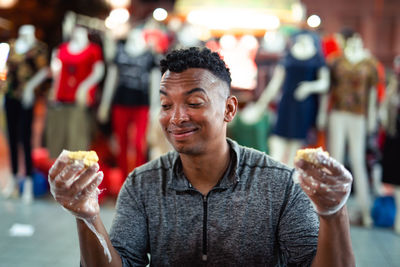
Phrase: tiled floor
[{"left": 0, "top": 196, "right": 399, "bottom": 267}]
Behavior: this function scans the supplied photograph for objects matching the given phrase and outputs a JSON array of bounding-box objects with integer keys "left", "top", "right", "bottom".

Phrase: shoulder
[
  {"left": 126, "top": 151, "right": 178, "bottom": 185},
  {"left": 233, "top": 141, "right": 294, "bottom": 183}
]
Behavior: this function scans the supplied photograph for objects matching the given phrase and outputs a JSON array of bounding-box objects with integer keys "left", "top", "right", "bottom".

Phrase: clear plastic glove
[
  {"left": 294, "top": 81, "right": 313, "bottom": 101},
  {"left": 48, "top": 150, "right": 104, "bottom": 220},
  {"left": 294, "top": 151, "right": 353, "bottom": 217}
]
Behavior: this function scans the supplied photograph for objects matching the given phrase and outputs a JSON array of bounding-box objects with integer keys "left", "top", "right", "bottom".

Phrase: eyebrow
[{"left": 159, "top": 87, "right": 207, "bottom": 96}]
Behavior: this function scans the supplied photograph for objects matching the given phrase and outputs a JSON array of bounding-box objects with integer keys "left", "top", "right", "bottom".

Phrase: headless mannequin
[
  {"left": 318, "top": 35, "right": 376, "bottom": 227},
  {"left": 2, "top": 25, "right": 48, "bottom": 203},
  {"left": 98, "top": 28, "right": 160, "bottom": 176},
  {"left": 47, "top": 26, "right": 104, "bottom": 158},
  {"left": 242, "top": 33, "right": 329, "bottom": 166}
]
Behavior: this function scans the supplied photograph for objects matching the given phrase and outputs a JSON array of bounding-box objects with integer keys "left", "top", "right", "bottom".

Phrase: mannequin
[
  {"left": 319, "top": 33, "right": 378, "bottom": 227},
  {"left": 98, "top": 28, "right": 158, "bottom": 177},
  {"left": 380, "top": 55, "right": 400, "bottom": 234},
  {"left": 242, "top": 31, "right": 329, "bottom": 166},
  {"left": 46, "top": 25, "right": 104, "bottom": 158},
  {"left": 2, "top": 24, "right": 48, "bottom": 203}
]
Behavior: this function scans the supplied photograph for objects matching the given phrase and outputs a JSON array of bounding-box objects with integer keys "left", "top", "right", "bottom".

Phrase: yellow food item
[
  {"left": 295, "top": 147, "right": 329, "bottom": 165},
  {"left": 68, "top": 150, "right": 99, "bottom": 166}
]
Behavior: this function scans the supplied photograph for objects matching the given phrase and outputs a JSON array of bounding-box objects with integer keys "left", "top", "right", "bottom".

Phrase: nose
[{"left": 170, "top": 105, "right": 189, "bottom": 125}]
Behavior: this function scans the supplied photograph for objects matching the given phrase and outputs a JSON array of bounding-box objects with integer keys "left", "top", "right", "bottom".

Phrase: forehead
[{"left": 160, "top": 68, "right": 223, "bottom": 92}]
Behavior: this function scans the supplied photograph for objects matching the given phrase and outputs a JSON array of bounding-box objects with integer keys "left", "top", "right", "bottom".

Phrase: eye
[
  {"left": 161, "top": 104, "right": 172, "bottom": 110},
  {"left": 188, "top": 103, "right": 202, "bottom": 108}
]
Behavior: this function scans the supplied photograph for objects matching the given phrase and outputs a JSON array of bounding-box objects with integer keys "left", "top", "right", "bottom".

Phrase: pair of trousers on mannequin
[
  {"left": 112, "top": 105, "right": 149, "bottom": 177},
  {"left": 328, "top": 110, "right": 371, "bottom": 225},
  {"left": 4, "top": 96, "right": 33, "bottom": 177},
  {"left": 45, "top": 104, "right": 92, "bottom": 158}
]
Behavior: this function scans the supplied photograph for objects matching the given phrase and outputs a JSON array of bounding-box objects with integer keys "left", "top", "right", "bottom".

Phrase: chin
[{"left": 171, "top": 142, "right": 204, "bottom": 155}]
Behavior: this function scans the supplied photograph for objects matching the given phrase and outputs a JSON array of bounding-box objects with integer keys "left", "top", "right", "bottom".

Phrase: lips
[{"left": 168, "top": 127, "right": 198, "bottom": 139}]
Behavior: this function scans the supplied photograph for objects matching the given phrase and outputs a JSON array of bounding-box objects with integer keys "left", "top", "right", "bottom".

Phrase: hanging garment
[
  {"left": 329, "top": 56, "right": 378, "bottom": 115},
  {"left": 5, "top": 40, "right": 48, "bottom": 100},
  {"left": 111, "top": 43, "right": 157, "bottom": 175},
  {"left": 381, "top": 76, "right": 400, "bottom": 186},
  {"left": 4, "top": 40, "right": 47, "bottom": 176},
  {"left": 54, "top": 42, "right": 102, "bottom": 106},
  {"left": 273, "top": 49, "right": 326, "bottom": 140},
  {"left": 112, "top": 42, "right": 157, "bottom": 107}
]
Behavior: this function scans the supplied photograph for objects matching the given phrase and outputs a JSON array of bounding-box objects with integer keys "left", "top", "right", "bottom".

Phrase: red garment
[
  {"left": 376, "top": 61, "right": 386, "bottom": 103},
  {"left": 112, "top": 105, "right": 149, "bottom": 177},
  {"left": 55, "top": 42, "right": 102, "bottom": 106},
  {"left": 322, "top": 35, "right": 341, "bottom": 59}
]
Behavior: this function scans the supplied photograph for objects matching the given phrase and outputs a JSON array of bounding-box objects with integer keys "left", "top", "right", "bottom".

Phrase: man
[{"left": 49, "top": 47, "right": 355, "bottom": 266}]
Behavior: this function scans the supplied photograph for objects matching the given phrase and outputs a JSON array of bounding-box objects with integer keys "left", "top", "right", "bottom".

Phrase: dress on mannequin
[
  {"left": 325, "top": 34, "right": 378, "bottom": 227},
  {"left": 2, "top": 24, "right": 48, "bottom": 203},
  {"left": 98, "top": 29, "right": 157, "bottom": 177},
  {"left": 243, "top": 31, "right": 328, "bottom": 166},
  {"left": 46, "top": 26, "right": 104, "bottom": 158}
]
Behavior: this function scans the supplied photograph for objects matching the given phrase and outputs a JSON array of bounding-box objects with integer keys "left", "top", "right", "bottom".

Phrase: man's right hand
[{"left": 48, "top": 151, "right": 104, "bottom": 220}]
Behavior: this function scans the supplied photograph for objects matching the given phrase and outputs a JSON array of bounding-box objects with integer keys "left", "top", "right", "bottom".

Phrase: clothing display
[
  {"left": 4, "top": 97, "right": 33, "bottom": 176},
  {"left": 46, "top": 104, "right": 92, "bottom": 158},
  {"left": 112, "top": 105, "right": 149, "bottom": 176},
  {"left": 272, "top": 48, "right": 325, "bottom": 140},
  {"left": 111, "top": 42, "right": 157, "bottom": 175},
  {"left": 113, "top": 42, "right": 156, "bottom": 106},
  {"left": 5, "top": 39, "right": 48, "bottom": 100},
  {"left": 4, "top": 39, "right": 47, "bottom": 177},
  {"left": 110, "top": 139, "right": 318, "bottom": 266},
  {"left": 54, "top": 42, "right": 102, "bottom": 106},
  {"left": 381, "top": 74, "right": 400, "bottom": 186},
  {"left": 46, "top": 41, "right": 103, "bottom": 158},
  {"left": 329, "top": 56, "right": 378, "bottom": 115},
  {"left": 228, "top": 111, "right": 270, "bottom": 153}
]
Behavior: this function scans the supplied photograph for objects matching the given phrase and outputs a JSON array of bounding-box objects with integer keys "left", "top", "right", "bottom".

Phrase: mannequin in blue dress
[{"left": 242, "top": 31, "right": 329, "bottom": 167}]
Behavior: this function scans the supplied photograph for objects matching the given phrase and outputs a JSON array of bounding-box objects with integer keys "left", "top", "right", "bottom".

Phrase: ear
[{"left": 224, "top": 95, "right": 238, "bottom": 122}]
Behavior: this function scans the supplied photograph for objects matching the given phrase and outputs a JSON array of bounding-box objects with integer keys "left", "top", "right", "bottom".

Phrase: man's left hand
[{"left": 294, "top": 153, "right": 353, "bottom": 217}]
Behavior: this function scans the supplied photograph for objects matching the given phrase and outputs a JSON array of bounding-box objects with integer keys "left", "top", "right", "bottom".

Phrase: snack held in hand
[
  {"left": 48, "top": 149, "right": 103, "bottom": 219},
  {"left": 295, "top": 147, "right": 329, "bottom": 166},
  {"left": 294, "top": 147, "right": 353, "bottom": 216},
  {"left": 68, "top": 150, "right": 99, "bottom": 167}
]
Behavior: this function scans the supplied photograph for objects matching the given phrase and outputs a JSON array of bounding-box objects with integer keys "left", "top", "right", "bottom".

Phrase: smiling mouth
[{"left": 168, "top": 128, "right": 198, "bottom": 139}]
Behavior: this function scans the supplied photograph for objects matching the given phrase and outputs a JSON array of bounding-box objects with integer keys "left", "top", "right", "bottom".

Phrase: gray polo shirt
[{"left": 110, "top": 139, "right": 319, "bottom": 266}]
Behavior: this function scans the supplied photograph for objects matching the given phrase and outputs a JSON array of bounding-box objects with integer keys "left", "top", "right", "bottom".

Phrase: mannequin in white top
[
  {"left": 242, "top": 33, "right": 329, "bottom": 167},
  {"left": 318, "top": 34, "right": 377, "bottom": 227}
]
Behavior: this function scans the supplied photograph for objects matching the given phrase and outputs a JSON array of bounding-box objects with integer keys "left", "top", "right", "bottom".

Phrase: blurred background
[{"left": 0, "top": 0, "right": 399, "bottom": 266}]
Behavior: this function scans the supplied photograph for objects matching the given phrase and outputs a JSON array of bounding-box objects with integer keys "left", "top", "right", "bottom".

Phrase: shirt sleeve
[
  {"left": 90, "top": 43, "right": 103, "bottom": 63},
  {"left": 109, "top": 174, "right": 150, "bottom": 267},
  {"left": 277, "top": 170, "right": 319, "bottom": 267}
]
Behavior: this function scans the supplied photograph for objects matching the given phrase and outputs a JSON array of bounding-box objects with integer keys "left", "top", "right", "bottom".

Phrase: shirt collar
[{"left": 168, "top": 138, "right": 241, "bottom": 192}]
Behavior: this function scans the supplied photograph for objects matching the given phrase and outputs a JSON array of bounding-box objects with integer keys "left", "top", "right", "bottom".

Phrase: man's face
[{"left": 159, "top": 68, "right": 234, "bottom": 155}]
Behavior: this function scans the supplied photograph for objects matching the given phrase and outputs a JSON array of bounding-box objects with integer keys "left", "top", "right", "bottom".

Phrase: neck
[
  {"left": 68, "top": 35, "right": 89, "bottom": 54},
  {"left": 344, "top": 47, "right": 368, "bottom": 64},
  {"left": 15, "top": 37, "right": 35, "bottom": 54},
  {"left": 290, "top": 41, "right": 316, "bottom": 60},
  {"left": 180, "top": 139, "right": 230, "bottom": 196}
]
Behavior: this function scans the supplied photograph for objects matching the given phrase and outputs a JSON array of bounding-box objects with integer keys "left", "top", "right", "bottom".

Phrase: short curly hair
[{"left": 160, "top": 47, "right": 232, "bottom": 88}]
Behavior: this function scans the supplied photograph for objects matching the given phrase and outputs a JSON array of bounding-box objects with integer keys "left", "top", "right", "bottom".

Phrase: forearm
[
  {"left": 311, "top": 206, "right": 355, "bottom": 267},
  {"left": 77, "top": 217, "right": 122, "bottom": 267}
]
